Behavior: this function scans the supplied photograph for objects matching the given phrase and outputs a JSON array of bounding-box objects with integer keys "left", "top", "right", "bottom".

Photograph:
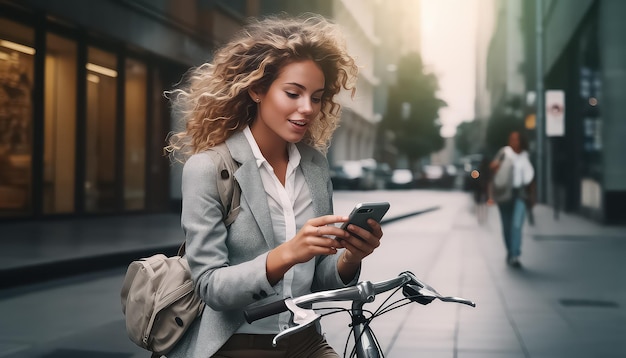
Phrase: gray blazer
[{"left": 167, "top": 131, "right": 358, "bottom": 357}]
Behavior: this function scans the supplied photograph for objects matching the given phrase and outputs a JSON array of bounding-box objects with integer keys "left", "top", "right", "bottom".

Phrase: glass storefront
[
  {"left": 85, "top": 47, "right": 118, "bottom": 213},
  {"left": 0, "top": 12, "right": 177, "bottom": 218},
  {"left": 0, "top": 18, "right": 35, "bottom": 215},
  {"left": 44, "top": 33, "right": 77, "bottom": 214},
  {"left": 124, "top": 58, "right": 147, "bottom": 210}
]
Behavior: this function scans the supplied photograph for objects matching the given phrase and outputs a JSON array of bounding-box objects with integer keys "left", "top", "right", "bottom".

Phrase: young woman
[
  {"left": 490, "top": 130, "right": 534, "bottom": 268},
  {"left": 164, "top": 14, "right": 385, "bottom": 358}
]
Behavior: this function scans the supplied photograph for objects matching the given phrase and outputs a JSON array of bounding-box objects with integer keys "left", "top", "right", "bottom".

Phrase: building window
[
  {"left": 0, "top": 18, "right": 35, "bottom": 215},
  {"left": 124, "top": 58, "right": 147, "bottom": 210},
  {"left": 44, "top": 33, "right": 77, "bottom": 214},
  {"left": 85, "top": 47, "right": 117, "bottom": 213}
]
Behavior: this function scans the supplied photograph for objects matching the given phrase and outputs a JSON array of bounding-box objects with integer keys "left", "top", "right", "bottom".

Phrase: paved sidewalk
[
  {"left": 0, "top": 214, "right": 185, "bottom": 288},
  {"left": 457, "top": 201, "right": 626, "bottom": 357},
  {"left": 0, "top": 191, "right": 625, "bottom": 358}
]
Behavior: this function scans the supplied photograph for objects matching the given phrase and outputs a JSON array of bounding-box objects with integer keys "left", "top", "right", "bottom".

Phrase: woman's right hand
[
  {"left": 266, "top": 215, "right": 349, "bottom": 284},
  {"left": 285, "top": 215, "right": 351, "bottom": 263}
]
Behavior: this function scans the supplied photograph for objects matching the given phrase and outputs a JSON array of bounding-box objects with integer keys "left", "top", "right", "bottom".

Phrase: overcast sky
[{"left": 420, "top": 0, "right": 478, "bottom": 138}]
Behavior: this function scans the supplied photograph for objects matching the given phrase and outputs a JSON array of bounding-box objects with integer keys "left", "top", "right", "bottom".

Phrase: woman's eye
[
  {"left": 312, "top": 97, "right": 322, "bottom": 104},
  {"left": 285, "top": 92, "right": 298, "bottom": 99}
]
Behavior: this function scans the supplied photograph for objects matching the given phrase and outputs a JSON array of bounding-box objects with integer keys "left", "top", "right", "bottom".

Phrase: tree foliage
[
  {"left": 455, "top": 120, "right": 484, "bottom": 156},
  {"left": 380, "top": 53, "right": 446, "bottom": 170}
]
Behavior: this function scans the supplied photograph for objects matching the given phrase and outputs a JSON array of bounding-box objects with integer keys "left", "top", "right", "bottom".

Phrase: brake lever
[
  {"left": 272, "top": 299, "right": 321, "bottom": 346},
  {"left": 439, "top": 295, "right": 476, "bottom": 307},
  {"left": 416, "top": 284, "right": 476, "bottom": 307},
  {"left": 402, "top": 272, "right": 477, "bottom": 308}
]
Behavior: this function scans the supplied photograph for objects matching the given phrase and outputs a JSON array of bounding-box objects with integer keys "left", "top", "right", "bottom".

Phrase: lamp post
[{"left": 535, "top": 0, "right": 544, "bottom": 202}]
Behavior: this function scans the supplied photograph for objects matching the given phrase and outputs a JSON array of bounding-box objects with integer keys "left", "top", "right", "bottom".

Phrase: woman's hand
[
  {"left": 336, "top": 218, "right": 383, "bottom": 283},
  {"left": 285, "top": 215, "right": 352, "bottom": 264},
  {"left": 340, "top": 219, "right": 383, "bottom": 264},
  {"left": 266, "top": 215, "right": 349, "bottom": 284}
]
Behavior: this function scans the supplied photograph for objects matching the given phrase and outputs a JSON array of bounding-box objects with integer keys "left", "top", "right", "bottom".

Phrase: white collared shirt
[
  {"left": 504, "top": 146, "right": 534, "bottom": 188},
  {"left": 236, "top": 126, "right": 316, "bottom": 334}
]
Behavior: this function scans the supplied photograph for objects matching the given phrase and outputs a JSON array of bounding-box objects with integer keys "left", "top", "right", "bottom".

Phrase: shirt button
[{"left": 282, "top": 325, "right": 289, "bottom": 331}]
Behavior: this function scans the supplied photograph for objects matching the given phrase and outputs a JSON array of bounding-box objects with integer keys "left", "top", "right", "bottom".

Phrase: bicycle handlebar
[
  {"left": 244, "top": 299, "right": 289, "bottom": 323},
  {"left": 244, "top": 271, "right": 475, "bottom": 324}
]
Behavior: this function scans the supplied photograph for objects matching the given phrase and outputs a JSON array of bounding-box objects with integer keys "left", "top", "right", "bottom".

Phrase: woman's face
[
  {"left": 250, "top": 59, "right": 325, "bottom": 145},
  {"left": 509, "top": 132, "right": 521, "bottom": 153}
]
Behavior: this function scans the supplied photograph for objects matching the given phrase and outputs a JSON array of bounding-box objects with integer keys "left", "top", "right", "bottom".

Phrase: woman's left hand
[{"left": 340, "top": 219, "right": 383, "bottom": 263}]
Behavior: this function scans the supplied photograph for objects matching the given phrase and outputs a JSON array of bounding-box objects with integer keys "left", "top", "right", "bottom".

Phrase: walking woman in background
[
  {"left": 491, "top": 130, "right": 534, "bottom": 268},
  {"left": 164, "top": 14, "right": 385, "bottom": 358}
]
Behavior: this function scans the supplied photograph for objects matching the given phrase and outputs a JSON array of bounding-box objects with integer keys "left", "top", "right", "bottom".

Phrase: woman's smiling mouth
[{"left": 288, "top": 119, "right": 307, "bottom": 127}]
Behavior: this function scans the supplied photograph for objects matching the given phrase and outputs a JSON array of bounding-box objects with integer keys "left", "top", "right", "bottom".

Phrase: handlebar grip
[{"left": 244, "top": 299, "right": 288, "bottom": 323}]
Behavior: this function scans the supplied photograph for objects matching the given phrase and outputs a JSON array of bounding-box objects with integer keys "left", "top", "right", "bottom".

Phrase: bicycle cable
[
  {"left": 302, "top": 286, "right": 431, "bottom": 357},
  {"left": 344, "top": 285, "right": 407, "bottom": 358}
]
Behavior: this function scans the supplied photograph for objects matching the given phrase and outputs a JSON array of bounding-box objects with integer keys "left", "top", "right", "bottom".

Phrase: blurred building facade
[
  {"left": 487, "top": 0, "right": 526, "bottom": 111},
  {"left": 480, "top": 0, "right": 626, "bottom": 223},
  {"left": 0, "top": 0, "right": 243, "bottom": 218},
  {"left": 536, "top": 0, "right": 626, "bottom": 223},
  {"left": 0, "top": 0, "right": 400, "bottom": 219},
  {"left": 474, "top": 0, "right": 526, "bottom": 165},
  {"left": 372, "top": 0, "right": 421, "bottom": 166},
  {"left": 323, "top": 0, "right": 380, "bottom": 166},
  {"left": 472, "top": 0, "right": 497, "bottom": 154}
]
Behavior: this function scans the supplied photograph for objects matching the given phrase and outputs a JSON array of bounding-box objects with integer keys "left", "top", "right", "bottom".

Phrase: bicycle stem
[{"left": 351, "top": 299, "right": 381, "bottom": 358}]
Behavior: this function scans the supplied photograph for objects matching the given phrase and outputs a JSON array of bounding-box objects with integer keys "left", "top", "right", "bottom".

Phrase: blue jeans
[{"left": 497, "top": 197, "right": 526, "bottom": 258}]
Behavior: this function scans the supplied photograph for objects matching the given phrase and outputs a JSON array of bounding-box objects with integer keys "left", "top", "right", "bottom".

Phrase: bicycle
[{"left": 244, "top": 271, "right": 476, "bottom": 358}]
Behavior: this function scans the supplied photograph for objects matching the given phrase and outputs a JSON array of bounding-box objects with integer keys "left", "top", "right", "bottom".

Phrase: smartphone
[{"left": 339, "top": 202, "right": 390, "bottom": 239}]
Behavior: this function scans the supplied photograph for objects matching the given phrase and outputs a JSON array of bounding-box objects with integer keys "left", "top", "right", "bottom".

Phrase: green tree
[
  {"left": 455, "top": 120, "right": 484, "bottom": 156},
  {"left": 380, "top": 53, "right": 446, "bottom": 171}
]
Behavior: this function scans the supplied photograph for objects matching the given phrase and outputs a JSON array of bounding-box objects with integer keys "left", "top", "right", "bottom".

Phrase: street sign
[{"left": 545, "top": 90, "right": 565, "bottom": 136}]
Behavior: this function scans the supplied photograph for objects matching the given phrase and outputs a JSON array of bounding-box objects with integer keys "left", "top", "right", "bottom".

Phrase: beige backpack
[{"left": 120, "top": 143, "right": 240, "bottom": 357}]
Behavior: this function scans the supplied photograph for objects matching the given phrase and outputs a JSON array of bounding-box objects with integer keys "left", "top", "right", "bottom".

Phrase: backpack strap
[
  {"left": 177, "top": 143, "right": 241, "bottom": 257},
  {"left": 207, "top": 142, "right": 241, "bottom": 227}
]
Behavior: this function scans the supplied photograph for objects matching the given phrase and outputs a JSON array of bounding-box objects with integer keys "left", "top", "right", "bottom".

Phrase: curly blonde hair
[{"left": 164, "top": 14, "right": 359, "bottom": 162}]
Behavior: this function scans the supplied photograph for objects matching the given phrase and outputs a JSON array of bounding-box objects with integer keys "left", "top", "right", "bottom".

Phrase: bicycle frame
[
  {"left": 350, "top": 299, "right": 380, "bottom": 358},
  {"left": 347, "top": 275, "right": 412, "bottom": 357}
]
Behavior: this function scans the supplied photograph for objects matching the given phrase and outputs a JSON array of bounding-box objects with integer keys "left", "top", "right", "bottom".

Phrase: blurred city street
[
  {"left": 2, "top": 1, "right": 626, "bottom": 357},
  {"left": 1, "top": 189, "right": 625, "bottom": 358}
]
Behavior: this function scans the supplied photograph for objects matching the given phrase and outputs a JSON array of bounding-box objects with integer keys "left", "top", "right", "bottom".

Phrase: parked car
[
  {"left": 413, "top": 164, "right": 457, "bottom": 189},
  {"left": 330, "top": 160, "right": 376, "bottom": 190},
  {"left": 415, "top": 165, "right": 444, "bottom": 188},
  {"left": 386, "top": 169, "right": 414, "bottom": 189},
  {"left": 369, "top": 161, "right": 393, "bottom": 190}
]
